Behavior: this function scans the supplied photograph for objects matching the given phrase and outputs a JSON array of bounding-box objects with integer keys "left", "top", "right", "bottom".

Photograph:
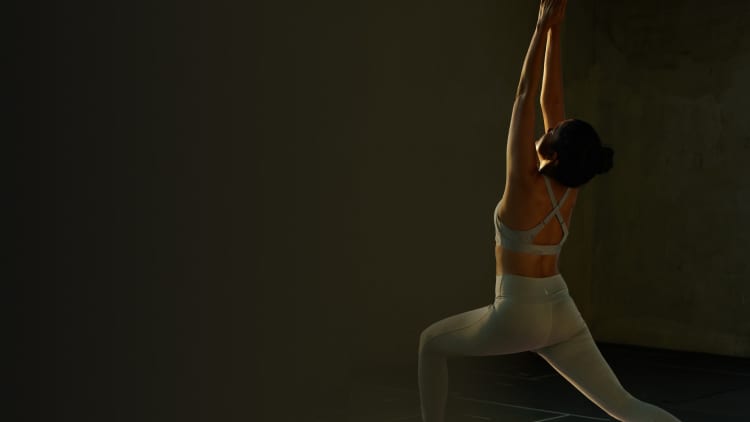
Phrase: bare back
[{"left": 495, "top": 173, "right": 578, "bottom": 277}]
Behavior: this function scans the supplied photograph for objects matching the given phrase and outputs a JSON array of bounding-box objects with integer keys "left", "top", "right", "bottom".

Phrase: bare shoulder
[
  {"left": 503, "top": 173, "right": 580, "bottom": 217},
  {"left": 504, "top": 171, "right": 546, "bottom": 199},
  {"left": 501, "top": 172, "right": 549, "bottom": 220}
]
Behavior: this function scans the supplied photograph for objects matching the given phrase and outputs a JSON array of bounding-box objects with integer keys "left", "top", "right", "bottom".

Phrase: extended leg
[{"left": 535, "top": 328, "right": 681, "bottom": 422}]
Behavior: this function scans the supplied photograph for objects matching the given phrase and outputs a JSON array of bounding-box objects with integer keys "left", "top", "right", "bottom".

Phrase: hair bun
[{"left": 597, "top": 146, "right": 614, "bottom": 174}]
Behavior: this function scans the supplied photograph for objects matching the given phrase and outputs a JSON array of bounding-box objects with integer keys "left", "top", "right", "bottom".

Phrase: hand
[{"left": 537, "top": 0, "right": 567, "bottom": 30}]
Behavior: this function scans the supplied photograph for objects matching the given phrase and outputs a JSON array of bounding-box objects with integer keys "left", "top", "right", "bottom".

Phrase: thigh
[
  {"left": 420, "top": 304, "right": 493, "bottom": 357},
  {"left": 420, "top": 299, "right": 549, "bottom": 357}
]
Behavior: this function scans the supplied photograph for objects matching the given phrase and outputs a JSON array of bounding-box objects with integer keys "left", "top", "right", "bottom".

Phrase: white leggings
[{"left": 418, "top": 274, "right": 681, "bottom": 422}]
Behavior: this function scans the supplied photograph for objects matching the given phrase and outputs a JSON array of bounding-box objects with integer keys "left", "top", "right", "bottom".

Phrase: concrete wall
[{"left": 586, "top": 1, "right": 750, "bottom": 357}]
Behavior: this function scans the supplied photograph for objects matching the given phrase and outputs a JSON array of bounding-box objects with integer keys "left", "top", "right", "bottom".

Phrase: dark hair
[{"left": 540, "top": 119, "right": 614, "bottom": 188}]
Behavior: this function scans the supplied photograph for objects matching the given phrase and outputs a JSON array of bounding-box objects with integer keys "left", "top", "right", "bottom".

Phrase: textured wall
[{"left": 584, "top": 1, "right": 750, "bottom": 357}]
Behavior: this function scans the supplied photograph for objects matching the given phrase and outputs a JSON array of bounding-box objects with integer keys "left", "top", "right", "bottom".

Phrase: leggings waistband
[{"left": 495, "top": 273, "right": 568, "bottom": 301}]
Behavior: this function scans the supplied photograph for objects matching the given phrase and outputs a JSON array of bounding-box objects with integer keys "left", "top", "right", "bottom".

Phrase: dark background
[
  {"left": 15, "top": 1, "right": 360, "bottom": 420},
  {"left": 13, "top": 1, "right": 750, "bottom": 421}
]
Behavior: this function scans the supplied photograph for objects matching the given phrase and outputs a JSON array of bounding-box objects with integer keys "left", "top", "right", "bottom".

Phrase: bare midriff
[{"left": 495, "top": 244, "right": 561, "bottom": 278}]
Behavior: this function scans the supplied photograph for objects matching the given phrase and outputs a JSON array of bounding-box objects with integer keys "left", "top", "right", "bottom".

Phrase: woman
[{"left": 417, "top": 1, "right": 681, "bottom": 421}]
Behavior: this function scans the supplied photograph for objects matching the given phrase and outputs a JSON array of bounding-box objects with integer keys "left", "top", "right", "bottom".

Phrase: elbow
[
  {"left": 514, "top": 92, "right": 533, "bottom": 109},
  {"left": 540, "top": 95, "right": 563, "bottom": 109},
  {"left": 515, "top": 84, "right": 533, "bottom": 101},
  {"left": 539, "top": 89, "right": 562, "bottom": 104},
  {"left": 517, "top": 83, "right": 542, "bottom": 101},
  {"left": 515, "top": 86, "right": 527, "bottom": 100},
  {"left": 540, "top": 90, "right": 563, "bottom": 106},
  {"left": 515, "top": 77, "right": 533, "bottom": 99}
]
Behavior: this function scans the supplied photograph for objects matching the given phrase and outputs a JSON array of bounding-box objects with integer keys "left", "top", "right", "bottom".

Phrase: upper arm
[
  {"left": 541, "top": 99, "right": 565, "bottom": 132},
  {"left": 541, "top": 26, "right": 565, "bottom": 131},
  {"left": 505, "top": 94, "right": 539, "bottom": 188}
]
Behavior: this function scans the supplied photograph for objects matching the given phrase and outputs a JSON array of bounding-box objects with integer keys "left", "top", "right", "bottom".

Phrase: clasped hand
[{"left": 537, "top": 0, "right": 568, "bottom": 30}]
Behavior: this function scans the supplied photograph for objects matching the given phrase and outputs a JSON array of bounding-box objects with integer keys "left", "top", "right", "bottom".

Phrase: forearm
[
  {"left": 541, "top": 26, "right": 564, "bottom": 106},
  {"left": 515, "top": 24, "right": 548, "bottom": 99}
]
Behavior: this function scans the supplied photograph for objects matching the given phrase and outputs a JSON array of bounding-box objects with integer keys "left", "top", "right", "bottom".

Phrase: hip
[{"left": 494, "top": 273, "right": 569, "bottom": 303}]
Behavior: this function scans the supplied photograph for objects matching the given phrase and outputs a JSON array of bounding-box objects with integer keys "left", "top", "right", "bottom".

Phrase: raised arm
[
  {"left": 505, "top": 0, "right": 566, "bottom": 186},
  {"left": 540, "top": 13, "right": 566, "bottom": 131}
]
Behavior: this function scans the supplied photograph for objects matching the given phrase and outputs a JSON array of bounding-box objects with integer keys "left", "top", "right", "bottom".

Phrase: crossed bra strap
[
  {"left": 493, "top": 175, "right": 571, "bottom": 255},
  {"left": 541, "top": 175, "right": 571, "bottom": 237}
]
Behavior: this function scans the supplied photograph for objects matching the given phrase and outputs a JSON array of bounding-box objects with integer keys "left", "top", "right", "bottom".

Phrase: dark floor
[{"left": 347, "top": 343, "right": 750, "bottom": 422}]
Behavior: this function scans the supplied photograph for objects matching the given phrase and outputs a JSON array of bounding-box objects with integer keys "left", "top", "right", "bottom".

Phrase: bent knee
[
  {"left": 418, "top": 327, "right": 432, "bottom": 351},
  {"left": 418, "top": 325, "right": 440, "bottom": 354}
]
